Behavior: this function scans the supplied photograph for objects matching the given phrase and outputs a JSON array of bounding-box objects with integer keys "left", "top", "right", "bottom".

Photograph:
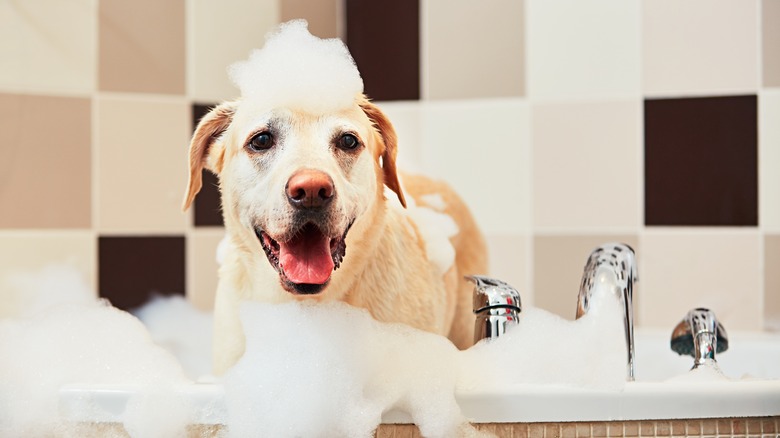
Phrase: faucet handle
[
  {"left": 466, "top": 275, "right": 522, "bottom": 313},
  {"left": 671, "top": 308, "right": 729, "bottom": 363}
]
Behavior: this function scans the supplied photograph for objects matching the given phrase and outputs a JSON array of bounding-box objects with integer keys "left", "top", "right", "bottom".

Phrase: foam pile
[
  {"left": 228, "top": 20, "right": 363, "bottom": 113},
  {"left": 223, "top": 301, "right": 478, "bottom": 438}
]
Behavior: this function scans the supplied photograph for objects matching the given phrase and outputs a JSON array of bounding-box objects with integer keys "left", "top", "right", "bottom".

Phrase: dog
[{"left": 183, "top": 86, "right": 487, "bottom": 376}]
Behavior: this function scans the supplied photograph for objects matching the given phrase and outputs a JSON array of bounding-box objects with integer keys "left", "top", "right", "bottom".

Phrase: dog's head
[{"left": 183, "top": 97, "right": 406, "bottom": 296}]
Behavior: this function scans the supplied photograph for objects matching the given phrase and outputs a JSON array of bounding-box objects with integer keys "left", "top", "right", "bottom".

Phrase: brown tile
[
  {"left": 591, "top": 423, "right": 607, "bottom": 437},
  {"left": 639, "top": 421, "right": 655, "bottom": 436},
  {"left": 607, "top": 422, "right": 624, "bottom": 437},
  {"left": 575, "top": 423, "right": 591, "bottom": 438},
  {"left": 623, "top": 421, "right": 639, "bottom": 437},
  {"left": 533, "top": 235, "right": 639, "bottom": 320},
  {"left": 764, "top": 0, "right": 780, "bottom": 87},
  {"left": 99, "top": 0, "right": 185, "bottom": 94},
  {"left": 762, "top": 418, "right": 776, "bottom": 434},
  {"left": 733, "top": 418, "right": 747, "bottom": 434},
  {"left": 374, "top": 424, "right": 394, "bottom": 438},
  {"left": 717, "top": 419, "right": 732, "bottom": 435},
  {"left": 281, "top": 0, "right": 339, "bottom": 38},
  {"left": 644, "top": 95, "right": 758, "bottom": 226},
  {"left": 424, "top": 0, "right": 524, "bottom": 99},
  {"left": 0, "top": 94, "right": 91, "bottom": 229},
  {"left": 513, "top": 423, "right": 529, "bottom": 438},
  {"left": 561, "top": 423, "right": 576, "bottom": 438},
  {"left": 98, "top": 236, "right": 185, "bottom": 310},
  {"left": 96, "top": 97, "right": 190, "bottom": 233},
  {"left": 686, "top": 419, "right": 702, "bottom": 436},
  {"left": 545, "top": 423, "right": 561, "bottom": 438},
  {"left": 671, "top": 420, "right": 686, "bottom": 436},
  {"left": 493, "top": 424, "right": 514, "bottom": 437},
  {"left": 655, "top": 421, "right": 670, "bottom": 436},
  {"left": 529, "top": 423, "right": 545, "bottom": 438},
  {"left": 766, "top": 235, "right": 780, "bottom": 330},
  {"left": 346, "top": 0, "right": 419, "bottom": 101},
  {"left": 701, "top": 419, "right": 717, "bottom": 435},
  {"left": 747, "top": 418, "right": 762, "bottom": 434}
]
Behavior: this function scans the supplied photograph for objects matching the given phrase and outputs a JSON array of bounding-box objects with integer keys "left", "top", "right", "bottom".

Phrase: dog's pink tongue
[{"left": 279, "top": 226, "right": 334, "bottom": 285}]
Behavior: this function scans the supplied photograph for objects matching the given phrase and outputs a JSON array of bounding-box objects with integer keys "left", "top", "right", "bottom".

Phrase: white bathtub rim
[{"left": 59, "top": 379, "right": 780, "bottom": 426}]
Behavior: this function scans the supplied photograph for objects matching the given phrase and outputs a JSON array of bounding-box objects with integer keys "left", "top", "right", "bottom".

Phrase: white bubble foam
[{"left": 228, "top": 20, "right": 363, "bottom": 113}]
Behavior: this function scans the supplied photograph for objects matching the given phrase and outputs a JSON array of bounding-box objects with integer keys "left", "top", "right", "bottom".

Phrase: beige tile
[
  {"left": 0, "top": 232, "right": 97, "bottom": 317},
  {"left": 486, "top": 234, "right": 530, "bottom": 306},
  {"left": 0, "top": 94, "right": 91, "bottom": 229},
  {"left": 420, "top": 99, "right": 531, "bottom": 235},
  {"left": 281, "top": 0, "right": 338, "bottom": 38},
  {"left": 99, "top": 0, "right": 185, "bottom": 94},
  {"left": 189, "top": 0, "right": 279, "bottom": 101},
  {"left": 423, "top": 0, "right": 524, "bottom": 99},
  {"left": 642, "top": 0, "right": 759, "bottom": 97},
  {"left": 0, "top": 0, "right": 96, "bottom": 93},
  {"left": 527, "top": 0, "right": 640, "bottom": 100},
  {"left": 374, "top": 101, "right": 424, "bottom": 173},
  {"left": 639, "top": 230, "right": 762, "bottom": 330},
  {"left": 188, "top": 229, "right": 224, "bottom": 311},
  {"left": 765, "top": 235, "right": 780, "bottom": 330},
  {"left": 764, "top": 0, "right": 780, "bottom": 87},
  {"left": 96, "top": 97, "right": 189, "bottom": 233},
  {"left": 760, "top": 91, "right": 780, "bottom": 232},
  {"left": 532, "top": 100, "right": 641, "bottom": 230},
  {"left": 533, "top": 235, "right": 638, "bottom": 320}
]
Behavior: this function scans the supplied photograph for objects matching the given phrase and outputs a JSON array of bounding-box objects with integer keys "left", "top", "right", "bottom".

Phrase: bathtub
[{"left": 58, "top": 328, "right": 780, "bottom": 435}]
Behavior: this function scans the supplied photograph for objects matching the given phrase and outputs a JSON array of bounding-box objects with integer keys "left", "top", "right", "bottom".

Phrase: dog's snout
[{"left": 286, "top": 169, "right": 335, "bottom": 209}]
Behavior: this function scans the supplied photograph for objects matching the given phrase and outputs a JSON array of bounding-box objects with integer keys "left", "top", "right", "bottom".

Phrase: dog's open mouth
[{"left": 255, "top": 222, "right": 349, "bottom": 295}]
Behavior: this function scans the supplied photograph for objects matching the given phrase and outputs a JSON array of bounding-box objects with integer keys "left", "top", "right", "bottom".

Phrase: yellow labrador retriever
[{"left": 183, "top": 95, "right": 487, "bottom": 374}]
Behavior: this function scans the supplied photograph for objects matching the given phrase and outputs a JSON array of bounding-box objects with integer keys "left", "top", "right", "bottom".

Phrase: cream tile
[
  {"left": 485, "top": 234, "right": 530, "bottom": 306},
  {"left": 187, "top": 228, "right": 225, "bottom": 311},
  {"left": 532, "top": 100, "right": 641, "bottom": 230},
  {"left": 765, "top": 235, "right": 780, "bottom": 331},
  {"left": 281, "top": 0, "right": 338, "bottom": 38},
  {"left": 96, "top": 97, "right": 189, "bottom": 233},
  {"left": 189, "top": 0, "right": 279, "bottom": 102},
  {"left": 0, "top": 94, "right": 91, "bottom": 229},
  {"left": 423, "top": 0, "right": 524, "bottom": 99},
  {"left": 642, "top": 0, "right": 759, "bottom": 97},
  {"left": 419, "top": 99, "right": 531, "bottom": 235},
  {"left": 760, "top": 91, "right": 780, "bottom": 231},
  {"left": 0, "top": 0, "right": 96, "bottom": 93},
  {"left": 99, "top": 0, "right": 186, "bottom": 94},
  {"left": 639, "top": 231, "right": 762, "bottom": 330},
  {"left": 764, "top": 0, "right": 780, "bottom": 87},
  {"left": 374, "top": 101, "right": 424, "bottom": 173},
  {"left": 526, "top": 0, "right": 640, "bottom": 100},
  {"left": 533, "top": 235, "right": 638, "bottom": 320},
  {"left": 0, "top": 232, "right": 97, "bottom": 317}
]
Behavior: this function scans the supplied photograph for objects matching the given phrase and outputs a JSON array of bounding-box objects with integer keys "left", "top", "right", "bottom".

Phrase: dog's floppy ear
[
  {"left": 182, "top": 101, "right": 237, "bottom": 211},
  {"left": 359, "top": 98, "right": 407, "bottom": 208}
]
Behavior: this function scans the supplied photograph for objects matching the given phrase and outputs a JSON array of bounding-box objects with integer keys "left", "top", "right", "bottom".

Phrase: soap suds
[{"left": 228, "top": 20, "right": 363, "bottom": 113}]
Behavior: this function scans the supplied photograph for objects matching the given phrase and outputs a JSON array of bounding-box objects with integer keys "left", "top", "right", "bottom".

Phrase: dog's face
[{"left": 183, "top": 97, "right": 406, "bottom": 297}]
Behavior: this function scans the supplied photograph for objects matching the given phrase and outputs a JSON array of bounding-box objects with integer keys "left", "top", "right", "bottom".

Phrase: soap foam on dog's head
[{"left": 228, "top": 20, "right": 364, "bottom": 113}]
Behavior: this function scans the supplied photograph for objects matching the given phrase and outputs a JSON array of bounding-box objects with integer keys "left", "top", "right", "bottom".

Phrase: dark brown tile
[
  {"left": 644, "top": 95, "right": 758, "bottom": 226},
  {"left": 0, "top": 93, "right": 91, "bottom": 229},
  {"left": 191, "top": 103, "right": 224, "bottom": 227},
  {"left": 99, "top": 0, "right": 186, "bottom": 94},
  {"left": 346, "top": 0, "right": 419, "bottom": 101},
  {"left": 99, "top": 236, "right": 185, "bottom": 310}
]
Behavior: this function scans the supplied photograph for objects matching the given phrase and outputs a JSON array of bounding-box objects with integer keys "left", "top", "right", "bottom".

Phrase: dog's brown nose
[{"left": 286, "top": 169, "right": 335, "bottom": 209}]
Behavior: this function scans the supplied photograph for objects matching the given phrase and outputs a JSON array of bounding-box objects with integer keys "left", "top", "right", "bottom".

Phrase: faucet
[
  {"left": 467, "top": 275, "right": 522, "bottom": 343},
  {"left": 576, "top": 243, "right": 638, "bottom": 381},
  {"left": 671, "top": 308, "right": 729, "bottom": 370}
]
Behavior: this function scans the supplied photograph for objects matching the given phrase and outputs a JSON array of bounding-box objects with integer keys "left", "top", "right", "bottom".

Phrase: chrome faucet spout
[{"left": 576, "top": 243, "right": 637, "bottom": 381}]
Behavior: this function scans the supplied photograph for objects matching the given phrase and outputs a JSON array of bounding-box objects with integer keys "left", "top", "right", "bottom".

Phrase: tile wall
[{"left": 1, "top": 0, "right": 778, "bottom": 334}]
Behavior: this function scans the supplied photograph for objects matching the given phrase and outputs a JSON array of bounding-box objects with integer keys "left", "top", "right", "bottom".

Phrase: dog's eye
[
  {"left": 248, "top": 132, "right": 273, "bottom": 152},
  {"left": 337, "top": 133, "right": 359, "bottom": 151}
]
